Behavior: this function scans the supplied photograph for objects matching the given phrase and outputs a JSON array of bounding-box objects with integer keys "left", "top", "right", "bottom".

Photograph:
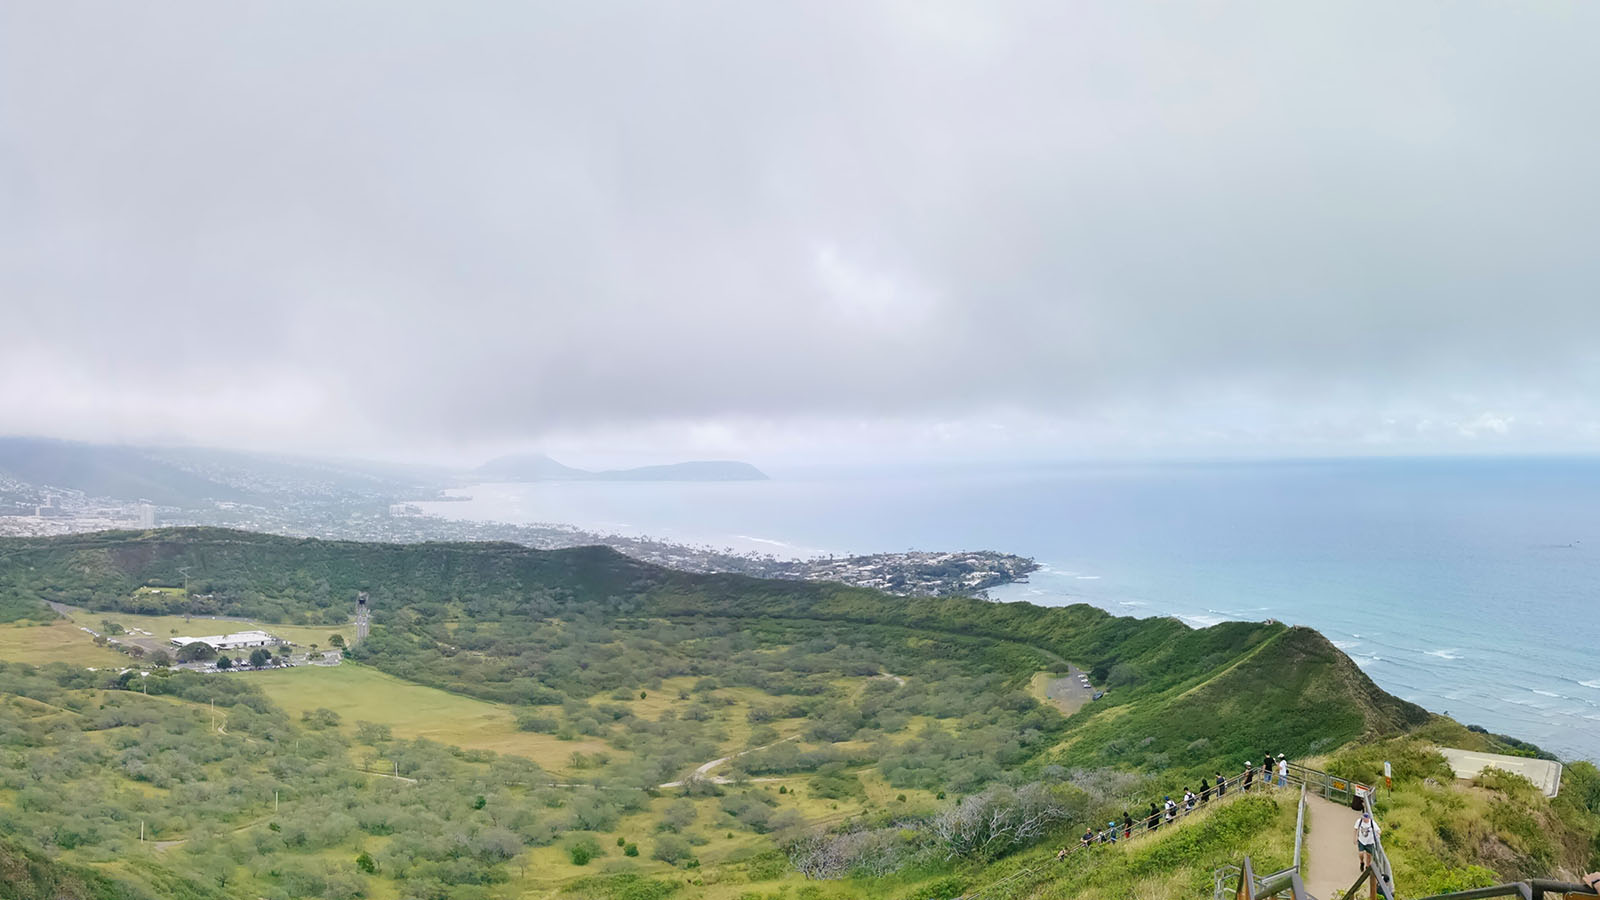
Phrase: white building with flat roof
[{"left": 169, "top": 629, "right": 280, "bottom": 651}]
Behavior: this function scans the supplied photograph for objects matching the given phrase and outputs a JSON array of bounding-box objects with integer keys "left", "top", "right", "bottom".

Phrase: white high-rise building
[{"left": 137, "top": 504, "right": 156, "bottom": 528}]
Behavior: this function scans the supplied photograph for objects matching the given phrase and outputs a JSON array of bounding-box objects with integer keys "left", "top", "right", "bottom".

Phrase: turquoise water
[{"left": 416, "top": 457, "right": 1600, "bottom": 761}]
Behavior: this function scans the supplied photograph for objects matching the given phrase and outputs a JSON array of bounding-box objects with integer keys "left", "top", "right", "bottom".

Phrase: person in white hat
[{"left": 1354, "top": 808, "right": 1381, "bottom": 870}]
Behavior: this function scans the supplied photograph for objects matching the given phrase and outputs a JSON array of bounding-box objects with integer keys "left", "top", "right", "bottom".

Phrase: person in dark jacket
[
  {"left": 1147, "top": 801, "right": 1161, "bottom": 832},
  {"left": 1216, "top": 771, "right": 1227, "bottom": 796},
  {"left": 1199, "top": 776, "right": 1211, "bottom": 804},
  {"left": 1242, "top": 761, "right": 1254, "bottom": 792},
  {"left": 1123, "top": 811, "right": 1134, "bottom": 839}
]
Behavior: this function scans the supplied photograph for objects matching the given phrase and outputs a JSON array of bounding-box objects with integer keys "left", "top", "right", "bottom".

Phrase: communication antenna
[{"left": 355, "top": 591, "right": 371, "bottom": 643}]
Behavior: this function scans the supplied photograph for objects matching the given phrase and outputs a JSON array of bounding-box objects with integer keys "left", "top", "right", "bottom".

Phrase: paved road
[{"left": 1303, "top": 792, "right": 1362, "bottom": 898}]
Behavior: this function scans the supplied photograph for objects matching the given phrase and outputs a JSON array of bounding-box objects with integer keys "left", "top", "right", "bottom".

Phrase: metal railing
[
  {"left": 1414, "top": 881, "right": 1598, "bottom": 900},
  {"left": 1234, "top": 856, "right": 1316, "bottom": 900}
]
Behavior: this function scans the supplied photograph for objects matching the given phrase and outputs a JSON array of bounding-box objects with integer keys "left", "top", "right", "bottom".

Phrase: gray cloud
[{"left": 3, "top": 1, "right": 1599, "bottom": 462}]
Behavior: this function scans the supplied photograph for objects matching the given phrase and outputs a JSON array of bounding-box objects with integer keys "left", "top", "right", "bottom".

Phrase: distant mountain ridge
[
  {"left": 475, "top": 452, "right": 767, "bottom": 482},
  {"left": 0, "top": 436, "right": 452, "bottom": 509}
]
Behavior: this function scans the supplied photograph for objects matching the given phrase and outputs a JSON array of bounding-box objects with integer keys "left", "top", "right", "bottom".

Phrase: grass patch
[
  {"left": 251, "top": 662, "right": 616, "bottom": 772},
  {"left": 0, "top": 620, "right": 134, "bottom": 667}
]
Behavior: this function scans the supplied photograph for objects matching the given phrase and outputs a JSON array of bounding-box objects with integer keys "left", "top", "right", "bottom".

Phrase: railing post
[{"left": 1292, "top": 785, "right": 1306, "bottom": 871}]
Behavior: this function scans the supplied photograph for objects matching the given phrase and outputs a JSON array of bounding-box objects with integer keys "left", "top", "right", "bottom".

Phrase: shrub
[{"left": 568, "top": 836, "right": 601, "bottom": 866}]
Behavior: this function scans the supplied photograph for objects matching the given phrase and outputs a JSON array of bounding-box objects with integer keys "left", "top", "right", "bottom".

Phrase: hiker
[
  {"left": 1215, "top": 771, "right": 1227, "bottom": 797},
  {"left": 1057, "top": 846, "right": 1069, "bottom": 862},
  {"left": 1242, "top": 761, "right": 1254, "bottom": 792},
  {"left": 1277, "top": 754, "right": 1289, "bottom": 787},
  {"left": 1122, "top": 811, "right": 1134, "bottom": 839},
  {"left": 1147, "top": 801, "right": 1161, "bottom": 832},
  {"left": 1163, "top": 795, "right": 1178, "bottom": 823},
  {"left": 1106, "top": 821, "right": 1119, "bottom": 843},
  {"left": 1082, "top": 826, "right": 1094, "bottom": 848},
  {"left": 1262, "top": 750, "right": 1272, "bottom": 783},
  {"left": 1199, "top": 776, "right": 1211, "bottom": 804},
  {"left": 1355, "top": 809, "right": 1381, "bottom": 870},
  {"left": 1183, "top": 788, "right": 1196, "bottom": 812}
]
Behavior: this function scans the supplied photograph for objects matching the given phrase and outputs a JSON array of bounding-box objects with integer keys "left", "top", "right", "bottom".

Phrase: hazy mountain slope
[
  {"left": 0, "top": 437, "right": 448, "bottom": 508},
  {"left": 0, "top": 437, "right": 247, "bottom": 507}
]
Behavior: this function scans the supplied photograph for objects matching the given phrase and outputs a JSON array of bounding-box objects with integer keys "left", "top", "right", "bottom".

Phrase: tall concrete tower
[{"left": 355, "top": 591, "right": 370, "bottom": 643}]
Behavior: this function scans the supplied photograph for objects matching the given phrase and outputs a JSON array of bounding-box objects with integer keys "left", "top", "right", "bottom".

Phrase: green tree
[
  {"left": 568, "top": 836, "right": 600, "bottom": 865},
  {"left": 216, "top": 655, "right": 232, "bottom": 669},
  {"left": 652, "top": 835, "right": 692, "bottom": 865},
  {"left": 330, "top": 634, "right": 346, "bottom": 648},
  {"left": 177, "top": 641, "right": 216, "bottom": 662},
  {"left": 249, "top": 648, "right": 271, "bottom": 668},
  {"left": 355, "top": 851, "right": 376, "bottom": 874}
]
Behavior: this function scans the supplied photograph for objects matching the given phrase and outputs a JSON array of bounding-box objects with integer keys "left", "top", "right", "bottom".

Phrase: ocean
[{"left": 414, "top": 457, "right": 1600, "bottom": 762}]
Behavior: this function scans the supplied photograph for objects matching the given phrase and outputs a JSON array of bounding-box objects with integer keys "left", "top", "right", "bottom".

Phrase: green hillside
[
  {"left": 0, "top": 528, "right": 1591, "bottom": 900},
  {"left": 0, "top": 835, "right": 158, "bottom": 900}
]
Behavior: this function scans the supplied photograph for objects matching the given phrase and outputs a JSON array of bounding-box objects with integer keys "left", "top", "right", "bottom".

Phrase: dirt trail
[
  {"left": 1303, "top": 792, "right": 1362, "bottom": 898},
  {"left": 659, "top": 734, "right": 799, "bottom": 788}
]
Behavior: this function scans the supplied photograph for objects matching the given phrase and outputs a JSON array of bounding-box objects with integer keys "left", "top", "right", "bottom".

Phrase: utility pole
[
  {"left": 178, "top": 566, "right": 192, "bottom": 622},
  {"left": 275, "top": 790, "right": 279, "bottom": 812},
  {"left": 140, "top": 820, "right": 144, "bottom": 844}
]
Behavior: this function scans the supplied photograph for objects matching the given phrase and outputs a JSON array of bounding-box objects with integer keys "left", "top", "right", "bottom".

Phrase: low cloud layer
[{"left": 4, "top": 2, "right": 1599, "bottom": 463}]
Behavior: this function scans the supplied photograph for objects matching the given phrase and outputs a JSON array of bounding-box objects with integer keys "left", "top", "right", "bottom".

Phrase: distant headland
[{"left": 474, "top": 452, "right": 768, "bottom": 483}]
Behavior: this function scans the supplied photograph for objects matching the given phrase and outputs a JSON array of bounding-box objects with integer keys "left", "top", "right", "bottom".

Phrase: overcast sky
[{"left": 4, "top": 1, "right": 1599, "bottom": 466}]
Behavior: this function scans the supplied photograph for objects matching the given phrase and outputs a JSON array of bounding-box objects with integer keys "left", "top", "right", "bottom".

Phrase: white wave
[
  {"left": 1331, "top": 640, "right": 1359, "bottom": 650},
  {"left": 1075, "top": 575, "right": 1101, "bottom": 580},
  {"left": 1531, "top": 689, "right": 1563, "bottom": 699},
  {"left": 1178, "top": 613, "right": 1225, "bottom": 627},
  {"left": 1581, "top": 679, "right": 1600, "bottom": 690},
  {"left": 1424, "top": 649, "right": 1462, "bottom": 660},
  {"left": 1351, "top": 654, "right": 1380, "bottom": 669},
  {"left": 735, "top": 535, "right": 792, "bottom": 548}
]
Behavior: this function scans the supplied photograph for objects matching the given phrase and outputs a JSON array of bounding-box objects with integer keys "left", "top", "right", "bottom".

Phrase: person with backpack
[
  {"left": 1163, "top": 795, "right": 1178, "bottom": 823},
  {"left": 1106, "top": 821, "right": 1119, "bottom": 843},
  {"left": 1242, "top": 761, "right": 1254, "bottom": 792},
  {"left": 1183, "top": 788, "right": 1196, "bottom": 812},
  {"left": 1215, "top": 771, "right": 1227, "bottom": 797},
  {"left": 1354, "top": 809, "right": 1381, "bottom": 870},
  {"left": 1199, "top": 776, "right": 1211, "bottom": 804},
  {"left": 1147, "top": 801, "right": 1161, "bottom": 832}
]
